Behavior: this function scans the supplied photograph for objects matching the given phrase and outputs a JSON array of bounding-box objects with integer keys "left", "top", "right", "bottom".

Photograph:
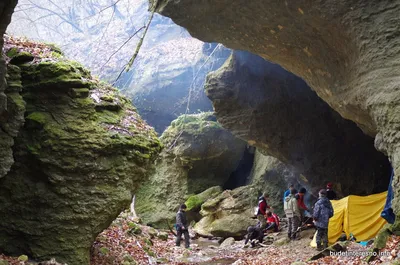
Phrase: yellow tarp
[{"left": 310, "top": 191, "right": 387, "bottom": 247}]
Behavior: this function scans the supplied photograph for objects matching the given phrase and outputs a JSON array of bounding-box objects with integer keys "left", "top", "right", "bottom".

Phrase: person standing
[
  {"left": 296, "top": 187, "right": 310, "bottom": 222},
  {"left": 257, "top": 192, "right": 270, "bottom": 229},
  {"left": 176, "top": 204, "right": 190, "bottom": 248},
  {"left": 313, "top": 189, "right": 334, "bottom": 250},
  {"left": 284, "top": 189, "right": 300, "bottom": 240},
  {"left": 283, "top": 184, "right": 294, "bottom": 202},
  {"left": 326, "top": 182, "right": 337, "bottom": 200}
]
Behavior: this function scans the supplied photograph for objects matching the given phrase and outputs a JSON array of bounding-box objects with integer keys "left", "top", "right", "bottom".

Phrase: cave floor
[{"left": 1, "top": 215, "right": 399, "bottom": 265}]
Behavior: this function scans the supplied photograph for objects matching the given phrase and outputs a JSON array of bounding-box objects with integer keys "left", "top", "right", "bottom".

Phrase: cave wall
[
  {"left": 152, "top": 0, "right": 400, "bottom": 210},
  {"left": 205, "top": 51, "right": 390, "bottom": 196},
  {"left": 248, "top": 150, "right": 299, "bottom": 215}
]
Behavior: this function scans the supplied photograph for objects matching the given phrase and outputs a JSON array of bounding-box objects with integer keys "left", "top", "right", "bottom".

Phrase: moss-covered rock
[
  {"left": 9, "top": 51, "right": 34, "bottom": 65},
  {"left": 0, "top": 61, "right": 26, "bottom": 179},
  {"left": 0, "top": 41, "right": 161, "bottom": 265},
  {"left": 185, "top": 186, "right": 222, "bottom": 211},
  {"left": 194, "top": 187, "right": 257, "bottom": 238},
  {"left": 136, "top": 112, "right": 246, "bottom": 227}
]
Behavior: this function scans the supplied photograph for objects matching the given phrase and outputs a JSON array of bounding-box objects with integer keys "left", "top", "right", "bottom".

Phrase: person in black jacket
[
  {"left": 176, "top": 204, "right": 190, "bottom": 248},
  {"left": 244, "top": 225, "right": 264, "bottom": 247},
  {"left": 326, "top": 182, "right": 337, "bottom": 200}
]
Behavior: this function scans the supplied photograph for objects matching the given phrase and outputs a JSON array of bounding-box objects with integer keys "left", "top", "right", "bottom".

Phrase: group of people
[
  {"left": 174, "top": 183, "right": 337, "bottom": 251},
  {"left": 283, "top": 183, "right": 336, "bottom": 250}
]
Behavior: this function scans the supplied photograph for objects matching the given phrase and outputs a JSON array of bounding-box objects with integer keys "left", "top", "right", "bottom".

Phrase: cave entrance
[{"left": 223, "top": 145, "right": 255, "bottom": 190}]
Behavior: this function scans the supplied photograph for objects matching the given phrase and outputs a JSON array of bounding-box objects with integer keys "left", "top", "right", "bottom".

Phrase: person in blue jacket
[
  {"left": 283, "top": 184, "right": 294, "bottom": 202},
  {"left": 313, "top": 189, "right": 334, "bottom": 250}
]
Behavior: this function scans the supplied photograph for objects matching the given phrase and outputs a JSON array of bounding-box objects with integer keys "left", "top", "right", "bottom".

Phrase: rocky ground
[{"left": 1, "top": 213, "right": 399, "bottom": 265}]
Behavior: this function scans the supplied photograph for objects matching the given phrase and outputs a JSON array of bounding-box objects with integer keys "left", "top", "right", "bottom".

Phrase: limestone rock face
[
  {"left": 0, "top": 0, "right": 19, "bottom": 178},
  {"left": 248, "top": 151, "right": 299, "bottom": 216},
  {"left": 152, "top": 0, "right": 400, "bottom": 211},
  {"left": 0, "top": 44, "right": 161, "bottom": 265},
  {"left": 205, "top": 51, "right": 390, "bottom": 196},
  {"left": 193, "top": 187, "right": 256, "bottom": 238},
  {"left": 135, "top": 112, "right": 246, "bottom": 227}
]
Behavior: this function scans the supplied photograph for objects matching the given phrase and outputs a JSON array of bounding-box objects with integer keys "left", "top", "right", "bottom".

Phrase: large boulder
[
  {"left": 135, "top": 112, "right": 246, "bottom": 227},
  {"left": 0, "top": 41, "right": 161, "bottom": 265},
  {"left": 205, "top": 51, "right": 391, "bottom": 197},
  {"left": 193, "top": 187, "right": 256, "bottom": 238},
  {"left": 151, "top": 0, "right": 400, "bottom": 213}
]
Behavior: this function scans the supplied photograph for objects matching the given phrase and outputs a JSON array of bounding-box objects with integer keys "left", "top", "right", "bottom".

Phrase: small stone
[
  {"left": 220, "top": 237, "right": 235, "bottom": 248},
  {"left": 148, "top": 227, "right": 158, "bottom": 238},
  {"left": 157, "top": 232, "right": 168, "bottom": 241},
  {"left": 18, "top": 255, "right": 29, "bottom": 261}
]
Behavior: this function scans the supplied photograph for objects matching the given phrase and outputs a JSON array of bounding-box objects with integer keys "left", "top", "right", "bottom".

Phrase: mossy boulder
[
  {"left": 186, "top": 186, "right": 222, "bottom": 211},
  {"left": 9, "top": 51, "right": 34, "bottom": 65},
  {"left": 194, "top": 187, "right": 257, "bottom": 238},
  {"left": 0, "top": 42, "right": 161, "bottom": 265},
  {"left": 136, "top": 112, "right": 246, "bottom": 227}
]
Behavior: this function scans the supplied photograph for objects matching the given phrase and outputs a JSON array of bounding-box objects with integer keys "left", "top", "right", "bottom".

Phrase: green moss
[
  {"left": 186, "top": 186, "right": 222, "bottom": 211},
  {"left": 99, "top": 247, "right": 109, "bottom": 255},
  {"left": 45, "top": 43, "right": 63, "bottom": 54},
  {"left": 8, "top": 93, "right": 26, "bottom": 111},
  {"left": 17, "top": 255, "right": 28, "bottom": 261},
  {"left": 185, "top": 195, "right": 203, "bottom": 211},
  {"left": 26, "top": 143, "right": 41, "bottom": 155},
  {"left": 144, "top": 238, "right": 153, "bottom": 246},
  {"left": 374, "top": 224, "right": 392, "bottom": 249},
  {"left": 6, "top": 47, "right": 18, "bottom": 58},
  {"left": 9, "top": 51, "right": 34, "bottom": 65},
  {"left": 100, "top": 95, "right": 115, "bottom": 102},
  {"left": 50, "top": 51, "right": 63, "bottom": 59},
  {"left": 26, "top": 112, "right": 47, "bottom": 126},
  {"left": 143, "top": 246, "right": 156, "bottom": 257},
  {"left": 161, "top": 112, "right": 220, "bottom": 144},
  {"left": 128, "top": 223, "right": 142, "bottom": 235}
]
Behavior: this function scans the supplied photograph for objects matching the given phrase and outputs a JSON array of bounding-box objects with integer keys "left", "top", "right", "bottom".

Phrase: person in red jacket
[
  {"left": 265, "top": 211, "right": 280, "bottom": 232},
  {"left": 296, "top": 187, "right": 309, "bottom": 222},
  {"left": 257, "top": 192, "right": 270, "bottom": 229}
]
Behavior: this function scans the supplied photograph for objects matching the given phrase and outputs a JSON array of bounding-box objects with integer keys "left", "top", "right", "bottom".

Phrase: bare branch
[
  {"left": 100, "top": 26, "right": 146, "bottom": 72},
  {"left": 26, "top": 0, "right": 83, "bottom": 33},
  {"left": 77, "top": 0, "right": 122, "bottom": 21}
]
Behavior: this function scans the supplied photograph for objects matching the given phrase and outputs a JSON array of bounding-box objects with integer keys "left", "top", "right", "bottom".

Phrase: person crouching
[
  {"left": 244, "top": 225, "right": 264, "bottom": 247},
  {"left": 265, "top": 211, "right": 280, "bottom": 232}
]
